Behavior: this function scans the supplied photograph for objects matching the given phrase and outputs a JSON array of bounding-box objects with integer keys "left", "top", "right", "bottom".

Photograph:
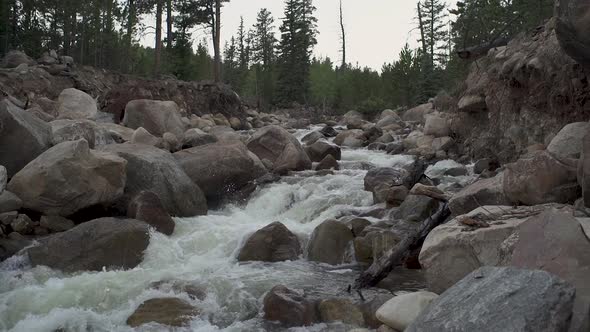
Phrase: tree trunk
[
  {"left": 154, "top": 0, "right": 163, "bottom": 77},
  {"left": 429, "top": 0, "right": 435, "bottom": 68},
  {"left": 353, "top": 203, "right": 451, "bottom": 289},
  {"left": 339, "top": 0, "right": 346, "bottom": 68},
  {"left": 417, "top": 3, "right": 427, "bottom": 55},
  {"left": 125, "top": 0, "right": 135, "bottom": 72},
  {"left": 213, "top": 0, "right": 222, "bottom": 82},
  {"left": 166, "top": 0, "right": 173, "bottom": 50}
]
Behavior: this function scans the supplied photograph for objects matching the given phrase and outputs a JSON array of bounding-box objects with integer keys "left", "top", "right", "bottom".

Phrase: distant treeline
[{"left": 0, "top": 0, "right": 553, "bottom": 114}]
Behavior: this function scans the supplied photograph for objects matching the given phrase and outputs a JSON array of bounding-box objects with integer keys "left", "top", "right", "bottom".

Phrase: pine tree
[{"left": 250, "top": 8, "right": 277, "bottom": 109}]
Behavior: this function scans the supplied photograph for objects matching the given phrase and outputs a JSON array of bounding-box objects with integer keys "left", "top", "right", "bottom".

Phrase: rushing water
[{"left": 0, "top": 129, "right": 426, "bottom": 332}]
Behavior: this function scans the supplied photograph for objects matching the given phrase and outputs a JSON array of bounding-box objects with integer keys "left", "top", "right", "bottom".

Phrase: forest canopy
[{"left": 0, "top": 0, "right": 554, "bottom": 114}]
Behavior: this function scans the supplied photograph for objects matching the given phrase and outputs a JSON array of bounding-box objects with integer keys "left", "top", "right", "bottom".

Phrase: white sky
[{"left": 140, "top": 0, "right": 458, "bottom": 71}]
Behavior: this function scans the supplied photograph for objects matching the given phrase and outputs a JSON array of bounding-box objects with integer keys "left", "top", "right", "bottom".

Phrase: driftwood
[
  {"left": 353, "top": 203, "right": 451, "bottom": 289},
  {"left": 457, "top": 37, "right": 510, "bottom": 60}
]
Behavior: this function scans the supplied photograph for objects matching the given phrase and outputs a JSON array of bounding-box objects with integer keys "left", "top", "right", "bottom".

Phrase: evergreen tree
[{"left": 250, "top": 8, "right": 277, "bottom": 109}]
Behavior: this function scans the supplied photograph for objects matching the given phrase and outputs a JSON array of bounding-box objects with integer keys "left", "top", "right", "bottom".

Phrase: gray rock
[
  {"left": 319, "top": 298, "right": 365, "bottom": 326},
  {"left": 307, "top": 219, "right": 353, "bottom": 265},
  {"left": 0, "top": 233, "right": 31, "bottom": 262},
  {"left": 364, "top": 167, "right": 411, "bottom": 195},
  {"left": 406, "top": 267, "right": 576, "bottom": 332},
  {"left": 8, "top": 140, "right": 127, "bottom": 216},
  {"left": 334, "top": 129, "right": 366, "bottom": 148},
  {"left": 424, "top": 114, "right": 450, "bottom": 138},
  {"left": 28, "top": 218, "right": 150, "bottom": 272},
  {"left": 449, "top": 175, "right": 511, "bottom": 216},
  {"left": 128, "top": 191, "right": 175, "bottom": 235},
  {"left": 40, "top": 215, "right": 75, "bottom": 233},
  {"left": 474, "top": 158, "right": 492, "bottom": 174},
  {"left": 305, "top": 140, "right": 341, "bottom": 162},
  {"left": 126, "top": 297, "right": 199, "bottom": 327},
  {"left": 102, "top": 143, "right": 207, "bottom": 217},
  {"left": 1, "top": 50, "right": 36, "bottom": 68},
  {"left": 511, "top": 210, "right": 590, "bottom": 332},
  {"left": 131, "top": 127, "right": 161, "bottom": 146},
  {"left": 320, "top": 126, "right": 338, "bottom": 138},
  {"left": 301, "top": 131, "right": 325, "bottom": 145},
  {"left": 0, "top": 100, "right": 52, "bottom": 177},
  {"left": 0, "top": 191, "right": 22, "bottom": 214},
  {"left": 123, "top": 100, "right": 185, "bottom": 137},
  {"left": 457, "top": 94, "right": 487, "bottom": 113},
  {"left": 50, "top": 119, "right": 96, "bottom": 148},
  {"left": 237, "top": 222, "right": 301, "bottom": 262},
  {"left": 56, "top": 88, "right": 98, "bottom": 120},
  {"left": 578, "top": 130, "right": 590, "bottom": 208},
  {"left": 10, "top": 214, "right": 33, "bottom": 235},
  {"left": 316, "top": 154, "right": 339, "bottom": 171},
  {"left": 402, "top": 103, "right": 433, "bottom": 123},
  {"left": 181, "top": 128, "right": 217, "bottom": 149},
  {"left": 247, "top": 125, "right": 312, "bottom": 174},
  {"left": 174, "top": 141, "right": 267, "bottom": 206},
  {"left": 547, "top": 122, "right": 589, "bottom": 160},
  {"left": 263, "top": 285, "right": 319, "bottom": 327},
  {"left": 354, "top": 230, "right": 400, "bottom": 264},
  {"left": 393, "top": 195, "right": 439, "bottom": 222},
  {"left": 376, "top": 291, "right": 438, "bottom": 331}
]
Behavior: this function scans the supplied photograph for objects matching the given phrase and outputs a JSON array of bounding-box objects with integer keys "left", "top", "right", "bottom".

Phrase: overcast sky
[{"left": 141, "top": 0, "right": 457, "bottom": 71}]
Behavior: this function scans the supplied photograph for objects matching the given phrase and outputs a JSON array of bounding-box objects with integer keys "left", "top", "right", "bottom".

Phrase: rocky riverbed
[{"left": 1, "top": 7, "right": 590, "bottom": 330}]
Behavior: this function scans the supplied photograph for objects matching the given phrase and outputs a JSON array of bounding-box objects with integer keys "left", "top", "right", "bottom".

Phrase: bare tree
[
  {"left": 213, "top": 0, "right": 221, "bottom": 82},
  {"left": 339, "top": 0, "right": 346, "bottom": 67},
  {"left": 166, "top": 0, "right": 173, "bottom": 50},
  {"left": 154, "top": 0, "right": 164, "bottom": 77}
]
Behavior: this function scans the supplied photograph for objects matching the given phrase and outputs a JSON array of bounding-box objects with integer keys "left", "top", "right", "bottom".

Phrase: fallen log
[{"left": 353, "top": 202, "right": 452, "bottom": 289}]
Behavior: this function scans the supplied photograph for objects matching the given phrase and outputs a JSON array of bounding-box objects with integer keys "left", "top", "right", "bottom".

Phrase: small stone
[{"left": 11, "top": 214, "right": 34, "bottom": 235}]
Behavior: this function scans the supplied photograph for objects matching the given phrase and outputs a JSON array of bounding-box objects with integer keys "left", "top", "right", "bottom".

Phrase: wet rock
[
  {"left": 8, "top": 140, "right": 126, "bottom": 217},
  {"left": 334, "top": 129, "right": 366, "bottom": 148},
  {"left": 424, "top": 114, "right": 450, "bottom": 138},
  {"left": 410, "top": 183, "right": 447, "bottom": 201},
  {"left": 237, "top": 222, "right": 301, "bottom": 262},
  {"left": 473, "top": 158, "right": 492, "bottom": 174},
  {"left": 348, "top": 218, "right": 372, "bottom": 237},
  {"left": 246, "top": 125, "right": 312, "bottom": 174},
  {"left": 376, "top": 291, "right": 438, "bottom": 331},
  {"left": 386, "top": 142, "right": 404, "bottom": 155},
  {"left": 128, "top": 191, "right": 175, "bottom": 235},
  {"left": 425, "top": 160, "right": 468, "bottom": 178},
  {"left": 432, "top": 136, "right": 454, "bottom": 152},
  {"left": 364, "top": 168, "right": 411, "bottom": 195},
  {"left": 150, "top": 280, "right": 207, "bottom": 300},
  {"left": 0, "top": 233, "right": 31, "bottom": 262},
  {"left": 28, "top": 218, "right": 150, "bottom": 272},
  {"left": 511, "top": 210, "right": 590, "bottom": 332},
  {"left": 174, "top": 141, "right": 267, "bottom": 206},
  {"left": 449, "top": 175, "right": 510, "bottom": 216},
  {"left": 320, "top": 125, "right": 338, "bottom": 137},
  {"left": 263, "top": 285, "right": 319, "bottom": 327},
  {"left": 2, "top": 50, "right": 36, "bottom": 68},
  {"left": 103, "top": 143, "right": 207, "bottom": 217},
  {"left": 123, "top": 100, "right": 185, "bottom": 137},
  {"left": 126, "top": 297, "right": 199, "bottom": 327},
  {"left": 39, "top": 215, "right": 75, "bottom": 233},
  {"left": 316, "top": 154, "right": 339, "bottom": 171},
  {"left": 368, "top": 142, "right": 387, "bottom": 151},
  {"left": 0, "top": 100, "right": 52, "bottom": 177},
  {"left": 393, "top": 195, "right": 439, "bottom": 222},
  {"left": 406, "top": 267, "right": 576, "bottom": 332},
  {"left": 56, "top": 88, "right": 98, "bottom": 120},
  {"left": 547, "top": 122, "right": 589, "bottom": 160},
  {"left": 181, "top": 128, "right": 217, "bottom": 149},
  {"left": 319, "top": 298, "right": 365, "bottom": 326},
  {"left": 302, "top": 131, "right": 325, "bottom": 145},
  {"left": 0, "top": 191, "right": 22, "bottom": 214},
  {"left": 402, "top": 103, "right": 433, "bottom": 123},
  {"left": 363, "top": 125, "right": 384, "bottom": 144},
  {"left": 50, "top": 119, "right": 96, "bottom": 148},
  {"left": 354, "top": 230, "right": 399, "bottom": 264},
  {"left": 307, "top": 219, "right": 354, "bottom": 265},
  {"left": 305, "top": 140, "right": 341, "bottom": 162},
  {"left": 503, "top": 151, "right": 579, "bottom": 205}
]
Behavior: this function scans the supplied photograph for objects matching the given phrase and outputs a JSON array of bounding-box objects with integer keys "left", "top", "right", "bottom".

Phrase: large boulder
[
  {"left": 393, "top": 195, "right": 439, "bottom": 222},
  {"left": 419, "top": 204, "right": 570, "bottom": 293},
  {"left": 181, "top": 128, "right": 217, "bottom": 149},
  {"left": 246, "top": 125, "right": 312, "bottom": 174},
  {"left": 56, "top": 88, "right": 98, "bottom": 120},
  {"left": 364, "top": 168, "right": 411, "bottom": 196},
  {"left": 406, "top": 267, "right": 576, "bottom": 332},
  {"left": 263, "top": 285, "right": 319, "bottom": 327},
  {"left": 449, "top": 175, "right": 511, "bottom": 216},
  {"left": 333, "top": 129, "right": 366, "bottom": 148},
  {"left": 503, "top": 151, "right": 579, "bottom": 205},
  {"left": 319, "top": 298, "right": 365, "bottom": 326},
  {"left": 8, "top": 140, "right": 126, "bottom": 216},
  {"left": 354, "top": 229, "right": 399, "bottom": 264},
  {"left": 376, "top": 114, "right": 402, "bottom": 129},
  {"left": 50, "top": 119, "right": 96, "bottom": 148},
  {"left": 126, "top": 297, "right": 199, "bottom": 327},
  {"left": 305, "top": 140, "right": 341, "bottom": 162},
  {"left": 0, "top": 191, "right": 22, "bottom": 214},
  {"left": 307, "top": 219, "right": 353, "bottom": 265},
  {"left": 123, "top": 100, "right": 185, "bottom": 137},
  {"left": 578, "top": 130, "right": 590, "bottom": 208},
  {"left": 556, "top": 0, "right": 590, "bottom": 70},
  {"left": 0, "top": 100, "right": 52, "bottom": 177},
  {"left": 102, "top": 143, "right": 207, "bottom": 217},
  {"left": 174, "top": 141, "right": 267, "bottom": 205},
  {"left": 376, "top": 292, "right": 438, "bottom": 331},
  {"left": 27, "top": 218, "right": 150, "bottom": 272},
  {"left": 547, "top": 122, "right": 589, "bottom": 160},
  {"left": 402, "top": 103, "right": 433, "bottom": 123},
  {"left": 237, "top": 222, "right": 301, "bottom": 262},
  {"left": 511, "top": 210, "right": 590, "bottom": 332},
  {"left": 128, "top": 191, "right": 175, "bottom": 235},
  {"left": 423, "top": 114, "right": 450, "bottom": 138}
]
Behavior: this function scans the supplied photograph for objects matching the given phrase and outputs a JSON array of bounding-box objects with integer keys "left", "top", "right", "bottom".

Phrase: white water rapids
[{"left": 0, "top": 129, "right": 428, "bottom": 332}]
